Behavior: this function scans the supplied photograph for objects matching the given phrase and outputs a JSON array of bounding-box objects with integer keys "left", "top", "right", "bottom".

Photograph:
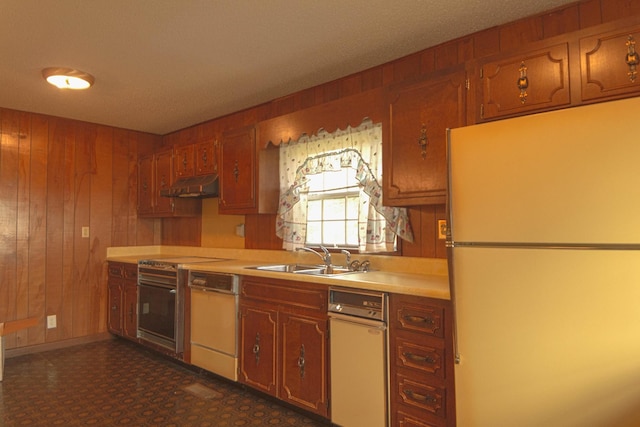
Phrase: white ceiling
[{"left": 1, "top": 0, "right": 576, "bottom": 135}]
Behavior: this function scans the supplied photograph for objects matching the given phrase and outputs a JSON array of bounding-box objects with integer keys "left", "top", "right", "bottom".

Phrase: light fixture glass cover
[{"left": 42, "top": 67, "right": 95, "bottom": 90}]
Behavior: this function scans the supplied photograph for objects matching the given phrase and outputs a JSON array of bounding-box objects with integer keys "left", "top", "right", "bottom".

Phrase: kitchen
[{"left": 2, "top": 1, "right": 640, "bottom": 426}]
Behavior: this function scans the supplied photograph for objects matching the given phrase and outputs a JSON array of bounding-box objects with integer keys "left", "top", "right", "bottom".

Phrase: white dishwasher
[
  {"left": 329, "top": 287, "right": 388, "bottom": 427},
  {"left": 189, "top": 270, "right": 239, "bottom": 381}
]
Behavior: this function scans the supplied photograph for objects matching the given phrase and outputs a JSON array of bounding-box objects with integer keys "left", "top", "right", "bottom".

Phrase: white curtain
[{"left": 276, "top": 119, "right": 413, "bottom": 253}]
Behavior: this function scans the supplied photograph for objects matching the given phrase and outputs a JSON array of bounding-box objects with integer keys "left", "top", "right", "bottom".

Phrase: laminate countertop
[{"left": 107, "top": 246, "right": 450, "bottom": 300}]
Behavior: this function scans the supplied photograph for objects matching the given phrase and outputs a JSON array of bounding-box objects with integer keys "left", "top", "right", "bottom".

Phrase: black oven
[{"left": 137, "top": 261, "right": 185, "bottom": 355}]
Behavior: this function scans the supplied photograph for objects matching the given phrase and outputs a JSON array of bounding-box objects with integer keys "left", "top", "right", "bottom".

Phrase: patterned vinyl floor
[{"left": 0, "top": 338, "right": 328, "bottom": 426}]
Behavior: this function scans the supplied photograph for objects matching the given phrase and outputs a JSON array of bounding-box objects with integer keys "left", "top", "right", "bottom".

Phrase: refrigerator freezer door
[
  {"left": 453, "top": 247, "right": 640, "bottom": 427},
  {"left": 448, "top": 97, "right": 640, "bottom": 245}
]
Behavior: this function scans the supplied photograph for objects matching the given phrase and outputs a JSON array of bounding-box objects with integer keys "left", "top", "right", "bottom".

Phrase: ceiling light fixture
[{"left": 42, "top": 67, "right": 95, "bottom": 90}]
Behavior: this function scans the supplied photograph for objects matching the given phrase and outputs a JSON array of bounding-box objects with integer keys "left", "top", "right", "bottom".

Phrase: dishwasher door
[
  {"left": 330, "top": 312, "right": 388, "bottom": 427},
  {"left": 190, "top": 288, "right": 238, "bottom": 381}
]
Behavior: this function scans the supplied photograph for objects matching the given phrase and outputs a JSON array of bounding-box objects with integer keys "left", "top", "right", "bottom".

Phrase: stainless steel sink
[
  {"left": 247, "top": 264, "right": 323, "bottom": 273},
  {"left": 246, "top": 264, "right": 360, "bottom": 276}
]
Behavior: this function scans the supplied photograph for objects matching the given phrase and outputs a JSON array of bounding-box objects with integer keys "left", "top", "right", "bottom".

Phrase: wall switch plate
[
  {"left": 81, "top": 226, "right": 89, "bottom": 238},
  {"left": 438, "top": 220, "right": 448, "bottom": 240},
  {"left": 47, "top": 315, "right": 57, "bottom": 329}
]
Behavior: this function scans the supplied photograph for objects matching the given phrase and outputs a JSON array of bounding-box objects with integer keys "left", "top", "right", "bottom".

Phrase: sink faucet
[
  {"left": 340, "top": 250, "right": 351, "bottom": 267},
  {"left": 297, "top": 246, "right": 332, "bottom": 268}
]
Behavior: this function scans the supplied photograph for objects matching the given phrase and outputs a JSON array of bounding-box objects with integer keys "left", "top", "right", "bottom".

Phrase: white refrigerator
[{"left": 447, "top": 97, "right": 640, "bottom": 427}]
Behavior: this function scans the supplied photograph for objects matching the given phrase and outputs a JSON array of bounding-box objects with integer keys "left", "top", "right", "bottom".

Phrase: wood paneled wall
[
  {"left": 166, "top": 0, "right": 640, "bottom": 255},
  {"left": 0, "top": 108, "right": 159, "bottom": 350}
]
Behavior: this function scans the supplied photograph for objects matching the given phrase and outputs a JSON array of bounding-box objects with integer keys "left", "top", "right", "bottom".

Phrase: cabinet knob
[
  {"left": 233, "top": 160, "right": 239, "bottom": 182},
  {"left": 252, "top": 333, "right": 261, "bottom": 364},
  {"left": 626, "top": 35, "right": 639, "bottom": 82},
  {"left": 418, "top": 125, "right": 428, "bottom": 159},
  {"left": 297, "top": 344, "right": 306, "bottom": 378},
  {"left": 517, "top": 61, "right": 529, "bottom": 104}
]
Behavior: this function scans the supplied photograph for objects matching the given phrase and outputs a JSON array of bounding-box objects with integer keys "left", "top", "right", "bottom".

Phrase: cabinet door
[
  {"left": 137, "top": 154, "right": 154, "bottom": 215},
  {"left": 107, "top": 281, "right": 123, "bottom": 335},
  {"left": 196, "top": 139, "right": 218, "bottom": 175},
  {"left": 219, "top": 126, "right": 256, "bottom": 213},
  {"left": 174, "top": 144, "right": 195, "bottom": 178},
  {"left": 478, "top": 43, "right": 570, "bottom": 120},
  {"left": 239, "top": 304, "right": 278, "bottom": 396},
  {"left": 154, "top": 149, "right": 174, "bottom": 214},
  {"left": 580, "top": 26, "right": 640, "bottom": 102},
  {"left": 385, "top": 68, "right": 467, "bottom": 206},
  {"left": 280, "top": 313, "right": 329, "bottom": 417},
  {"left": 122, "top": 282, "right": 138, "bottom": 340}
]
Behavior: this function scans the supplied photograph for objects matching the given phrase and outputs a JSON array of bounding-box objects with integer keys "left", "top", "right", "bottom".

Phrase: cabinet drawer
[
  {"left": 395, "top": 373, "right": 447, "bottom": 419},
  {"left": 392, "top": 303, "right": 445, "bottom": 338},
  {"left": 396, "top": 337, "right": 445, "bottom": 379},
  {"left": 123, "top": 264, "right": 138, "bottom": 280},
  {"left": 398, "top": 410, "right": 443, "bottom": 427},
  {"left": 108, "top": 263, "right": 124, "bottom": 278},
  {"left": 241, "top": 279, "right": 327, "bottom": 313}
]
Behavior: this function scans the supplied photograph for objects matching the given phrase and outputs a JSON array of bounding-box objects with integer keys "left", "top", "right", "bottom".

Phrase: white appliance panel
[
  {"left": 452, "top": 247, "right": 640, "bottom": 427},
  {"left": 448, "top": 97, "right": 640, "bottom": 245}
]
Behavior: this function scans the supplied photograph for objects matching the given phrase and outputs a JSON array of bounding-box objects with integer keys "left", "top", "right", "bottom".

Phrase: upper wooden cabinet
[
  {"left": 384, "top": 67, "right": 467, "bottom": 206},
  {"left": 174, "top": 139, "right": 218, "bottom": 178},
  {"left": 196, "top": 139, "right": 217, "bottom": 175},
  {"left": 219, "top": 125, "right": 278, "bottom": 215},
  {"left": 477, "top": 42, "right": 571, "bottom": 121},
  {"left": 174, "top": 144, "right": 195, "bottom": 178},
  {"left": 580, "top": 24, "right": 640, "bottom": 102},
  {"left": 137, "top": 149, "right": 200, "bottom": 217}
]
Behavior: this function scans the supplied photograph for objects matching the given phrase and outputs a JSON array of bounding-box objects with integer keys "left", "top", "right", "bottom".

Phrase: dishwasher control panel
[
  {"left": 188, "top": 270, "right": 239, "bottom": 294},
  {"left": 328, "top": 287, "right": 387, "bottom": 321}
]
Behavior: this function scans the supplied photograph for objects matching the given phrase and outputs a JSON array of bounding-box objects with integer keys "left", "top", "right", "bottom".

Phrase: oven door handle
[{"left": 138, "top": 279, "right": 176, "bottom": 290}]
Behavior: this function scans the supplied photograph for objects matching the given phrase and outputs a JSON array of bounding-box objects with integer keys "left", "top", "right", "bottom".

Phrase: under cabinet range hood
[{"left": 159, "top": 174, "right": 219, "bottom": 198}]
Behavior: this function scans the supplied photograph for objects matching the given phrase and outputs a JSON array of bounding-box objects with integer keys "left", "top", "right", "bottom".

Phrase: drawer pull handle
[
  {"left": 404, "top": 315, "right": 435, "bottom": 326},
  {"left": 404, "top": 388, "right": 438, "bottom": 404},
  {"left": 403, "top": 351, "right": 435, "bottom": 365}
]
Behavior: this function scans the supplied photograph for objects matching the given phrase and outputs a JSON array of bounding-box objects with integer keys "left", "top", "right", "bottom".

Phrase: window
[
  {"left": 305, "top": 169, "right": 360, "bottom": 248},
  {"left": 276, "top": 120, "right": 413, "bottom": 253}
]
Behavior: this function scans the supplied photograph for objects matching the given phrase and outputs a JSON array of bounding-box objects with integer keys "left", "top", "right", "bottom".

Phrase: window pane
[
  {"left": 346, "top": 196, "right": 359, "bottom": 219},
  {"left": 346, "top": 220, "right": 359, "bottom": 246},
  {"left": 323, "top": 199, "right": 345, "bottom": 220},
  {"left": 307, "top": 200, "right": 322, "bottom": 220},
  {"left": 323, "top": 221, "right": 345, "bottom": 245},
  {"left": 306, "top": 222, "right": 321, "bottom": 244}
]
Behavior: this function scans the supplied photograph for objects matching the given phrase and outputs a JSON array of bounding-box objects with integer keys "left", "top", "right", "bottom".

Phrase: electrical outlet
[
  {"left": 81, "top": 226, "right": 90, "bottom": 238},
  {"left": 47, "top": 315, "right": 57, "bottom": 329},
  {"left": 438, "top": 220, "right": 448, "bottom": 240}
]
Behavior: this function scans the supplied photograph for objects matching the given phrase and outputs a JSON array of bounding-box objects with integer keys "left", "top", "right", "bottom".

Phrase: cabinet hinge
[
  {"left": 480, "top": 104, "right": 484, "bottom": 119},
  {"left": 479, "top": 67, "right": 484, "bottom": 79},
  {"left": 465, "top": 78, "right": 470, "bottom": 90}
]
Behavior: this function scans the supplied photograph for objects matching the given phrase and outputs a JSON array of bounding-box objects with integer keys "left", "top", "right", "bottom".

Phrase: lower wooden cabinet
[
  {"left": 107, "top": 262, "right": 138, "bottom": 341},
  {"left": 239, "top": 278, "right": 329, "bottom": 418},
  {"left": 389, "top": 294, "right": 455, "bottom": 427}
]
